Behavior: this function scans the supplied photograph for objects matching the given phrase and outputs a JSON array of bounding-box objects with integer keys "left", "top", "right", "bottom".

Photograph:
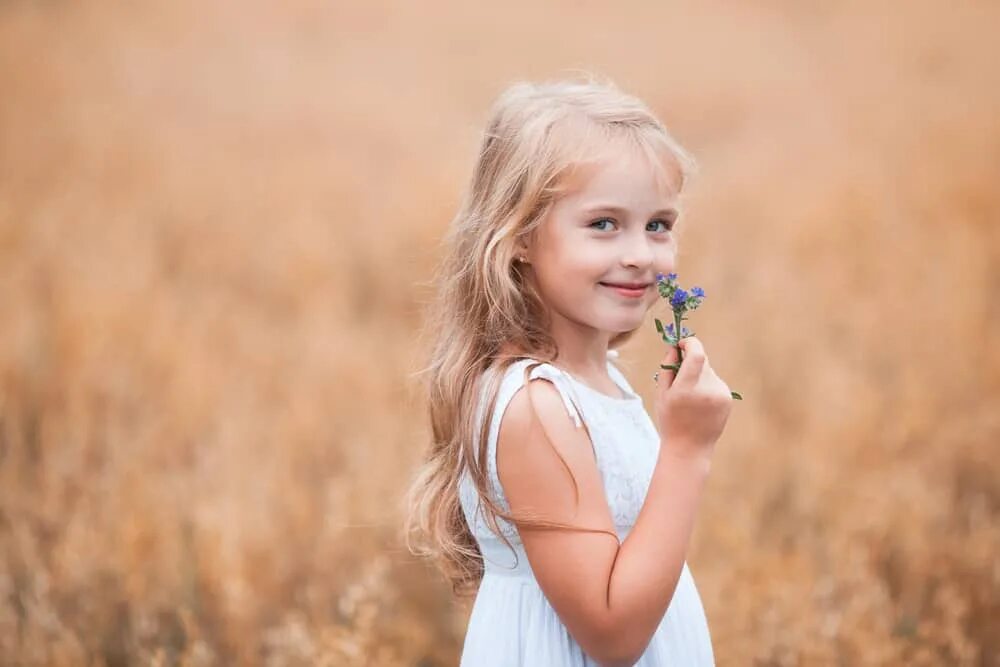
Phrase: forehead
[{"left": 554, "top": 137, "right": 683, "bottom": 204}]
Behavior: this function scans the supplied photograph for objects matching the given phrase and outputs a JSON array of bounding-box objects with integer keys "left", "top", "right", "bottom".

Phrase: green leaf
[
  {"left": 654, "top": 318, "right": 664, "bottom": 335},
  {"left": 731, "top": 391, "right": 743, "bottom": 400}
]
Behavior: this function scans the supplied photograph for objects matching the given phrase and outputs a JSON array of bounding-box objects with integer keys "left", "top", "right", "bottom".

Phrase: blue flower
[
  {"left": 655, "top": 272, "right": 665, "bottom": 282},
  {"left": 665, "top": 323, "right": 675, "bottom": 335},
  {"left": 667, "top": 272, "right": 678, "bottom": 281},
  {"left": 670, "top": 289, "right": 688, "bottom": 309},
  {"left": 691, "top": 286, "right": 705, "bottom": 298}
]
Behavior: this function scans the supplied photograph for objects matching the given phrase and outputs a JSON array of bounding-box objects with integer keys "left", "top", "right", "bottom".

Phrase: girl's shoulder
[
  {"left": 482, "top": 348, "right": 632, "bottom": 430},
  {"left": 482, "top": 356, "right": 586, "bottom": 430}
]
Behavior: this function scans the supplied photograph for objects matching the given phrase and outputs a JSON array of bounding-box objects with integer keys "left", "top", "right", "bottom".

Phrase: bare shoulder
[{"left": 495, "top": 370, "right": 595, "bottom": 505}]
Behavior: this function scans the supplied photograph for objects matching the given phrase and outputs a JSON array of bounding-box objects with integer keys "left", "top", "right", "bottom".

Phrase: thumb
[{"left": 673, "top": 335, "right": 706, "bottom": 388}]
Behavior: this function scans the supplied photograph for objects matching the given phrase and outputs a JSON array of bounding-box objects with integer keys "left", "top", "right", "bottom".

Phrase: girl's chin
[{"left": 598, "top": 314, "right": 647, "bottom": 333}]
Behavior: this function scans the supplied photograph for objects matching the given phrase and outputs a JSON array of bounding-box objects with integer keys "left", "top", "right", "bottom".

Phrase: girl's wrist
[{"left": 657, "top": 445, "right": 713, "bottom": 475}]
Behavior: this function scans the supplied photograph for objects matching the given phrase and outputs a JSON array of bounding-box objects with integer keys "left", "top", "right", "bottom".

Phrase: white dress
[{"left": 457, "top": 350, "right": 715, "bottom": 666}]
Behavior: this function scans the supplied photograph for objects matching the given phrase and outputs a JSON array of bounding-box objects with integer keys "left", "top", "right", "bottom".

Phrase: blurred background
[{"left": 1, "top": 0, "right": 997, "bottom": 665}]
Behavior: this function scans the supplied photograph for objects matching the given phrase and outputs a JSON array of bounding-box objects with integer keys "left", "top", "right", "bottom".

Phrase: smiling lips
[{"left": 600, "top": 281, "right": 652, "bottom": 298}]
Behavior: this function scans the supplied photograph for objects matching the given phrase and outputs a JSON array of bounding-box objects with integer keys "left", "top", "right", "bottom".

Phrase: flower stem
[{"left": 673, "top": 308, "right": 684, "bottom": 362}]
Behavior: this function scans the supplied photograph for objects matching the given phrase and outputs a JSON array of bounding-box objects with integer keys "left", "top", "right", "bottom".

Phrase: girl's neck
[{"left": 497, "top": 337, "right": 612, "bottom": 385}]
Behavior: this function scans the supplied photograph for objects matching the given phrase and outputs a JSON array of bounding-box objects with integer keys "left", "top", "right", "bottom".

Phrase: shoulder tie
[{"left": 521, "top": 362, "right": 586, "bottom": 429}]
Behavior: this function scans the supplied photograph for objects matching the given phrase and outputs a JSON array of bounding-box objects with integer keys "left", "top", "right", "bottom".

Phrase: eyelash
[{"left": 589, "top": 218, "right": 674, "bottom": 233}]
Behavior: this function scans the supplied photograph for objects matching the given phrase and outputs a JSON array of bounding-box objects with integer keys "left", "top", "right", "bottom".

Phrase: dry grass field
[{"left": 1, "top": 1, "right": 998, "bottom": 665}]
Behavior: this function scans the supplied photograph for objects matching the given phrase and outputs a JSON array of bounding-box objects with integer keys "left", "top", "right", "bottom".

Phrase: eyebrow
[{"left": 582, "top": 204, "right": 679, "bottom": 219}]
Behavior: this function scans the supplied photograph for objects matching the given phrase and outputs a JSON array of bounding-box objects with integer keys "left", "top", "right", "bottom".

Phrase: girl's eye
[
  {"left": 589, "top": 218, "right": 615, "bottom": 231},
  {"left": 648, "top": 219, "right": 674, "bottom": 233}
]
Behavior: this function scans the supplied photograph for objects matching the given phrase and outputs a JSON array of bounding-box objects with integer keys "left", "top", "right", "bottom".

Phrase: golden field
[{"left": 0, "top": 1, "right": 997, "bottom": 665}]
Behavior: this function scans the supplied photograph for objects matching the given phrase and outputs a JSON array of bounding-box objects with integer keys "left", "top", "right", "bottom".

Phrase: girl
[{"left": 404, "top": 74, "right": 734, "bottom": 666}]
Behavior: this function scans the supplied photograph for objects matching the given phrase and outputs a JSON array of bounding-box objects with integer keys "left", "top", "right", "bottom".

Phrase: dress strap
[
  {"left": 520, "top": 361, "right": 586, "bottom": 429},
  {"left": 605, "top": 356, "right": 632, "bottom": 393}
]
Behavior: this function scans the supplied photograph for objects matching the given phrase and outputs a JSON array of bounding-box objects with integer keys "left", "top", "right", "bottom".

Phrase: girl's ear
[{"left": 513, "top": 239, "right": 531, "bottom": 264}]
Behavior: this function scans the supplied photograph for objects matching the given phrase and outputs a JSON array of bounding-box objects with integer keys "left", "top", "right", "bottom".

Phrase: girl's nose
[{"left": 622, "top": 236, "right": 655, "bottom": 268}]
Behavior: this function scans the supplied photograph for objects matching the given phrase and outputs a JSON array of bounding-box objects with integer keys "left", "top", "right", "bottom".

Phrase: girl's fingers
[{"left": 657, "top": 342, "right": 681, "bottom": 386}]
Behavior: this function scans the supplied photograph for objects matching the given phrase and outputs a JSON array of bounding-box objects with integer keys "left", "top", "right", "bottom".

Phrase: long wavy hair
[{"left": 402, "top": 72, "right": 698, "bottom": 598}]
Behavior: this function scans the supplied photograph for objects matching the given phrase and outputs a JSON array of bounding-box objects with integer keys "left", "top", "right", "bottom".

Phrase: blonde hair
[{"left": 402, "top": 72, "right": 698, "bottom": 597}]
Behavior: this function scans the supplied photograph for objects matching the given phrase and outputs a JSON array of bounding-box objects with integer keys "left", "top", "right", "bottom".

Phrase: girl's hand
[{"left": 653, "top": 335, "right": 733, "bottom": 461}]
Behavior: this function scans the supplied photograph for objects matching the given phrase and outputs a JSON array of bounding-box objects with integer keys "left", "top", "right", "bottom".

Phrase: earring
[{"left": 516, "top": 256, "right": 529, "bottom": 264}]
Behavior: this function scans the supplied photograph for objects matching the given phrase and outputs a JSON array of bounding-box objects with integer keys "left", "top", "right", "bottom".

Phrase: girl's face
[{"left": 522, "top": 143, "right": 681, "bottom": 336}]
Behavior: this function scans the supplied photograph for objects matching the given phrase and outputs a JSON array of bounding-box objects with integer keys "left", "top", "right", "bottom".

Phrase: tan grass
[{"left": 0, "top": 1, "right": 997, "bottom": 664}]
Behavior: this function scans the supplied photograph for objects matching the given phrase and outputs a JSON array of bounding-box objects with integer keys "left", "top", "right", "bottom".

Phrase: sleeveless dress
[{"left": 457, "top": 350, "right": 715, "bottom": 666}]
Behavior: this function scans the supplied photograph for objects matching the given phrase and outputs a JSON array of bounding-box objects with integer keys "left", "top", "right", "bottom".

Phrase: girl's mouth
[{"left": 599, "top": 282, "right": 650, "bottom": 299}]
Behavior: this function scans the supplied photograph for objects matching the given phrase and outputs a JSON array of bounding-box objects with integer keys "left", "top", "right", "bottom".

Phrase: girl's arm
[{"left": 496, "top": 379, "right": 712, "bottom": 667}]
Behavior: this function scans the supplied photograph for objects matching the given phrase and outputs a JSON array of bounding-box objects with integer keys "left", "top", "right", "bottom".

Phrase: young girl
[{"left": 404, "top": 74, "right": 734, "bottom": 666}]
